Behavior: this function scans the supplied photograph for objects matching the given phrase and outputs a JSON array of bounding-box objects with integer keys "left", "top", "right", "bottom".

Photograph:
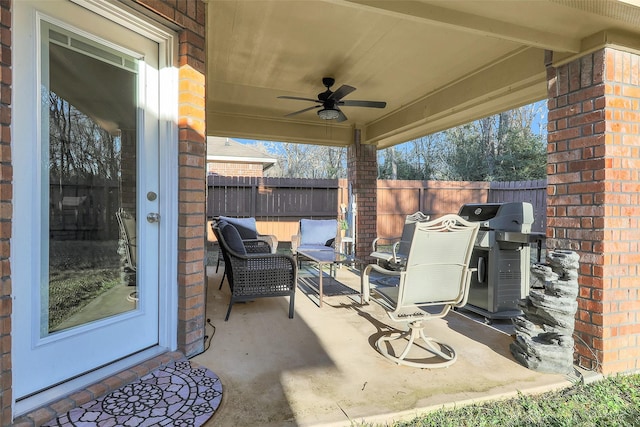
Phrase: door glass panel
[{"left": 42, "top": 24, "right": 140, "bottom": 334}]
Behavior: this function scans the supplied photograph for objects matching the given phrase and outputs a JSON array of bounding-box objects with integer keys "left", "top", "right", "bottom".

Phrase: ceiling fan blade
[
  {"left": 335, "top": 108, "right": 348, "bottom": 123},
  {"left": 328, "top": 85, "right": 356, "bottom": 101},
  {"left": 340, "top": 100, "right": 387, "bottom": 108},
  {"left": 284, "top": 105, "right": 320, "bottom": 117},
  {"left": 277, "top": 96, "right": 322, "bottom": 103}
]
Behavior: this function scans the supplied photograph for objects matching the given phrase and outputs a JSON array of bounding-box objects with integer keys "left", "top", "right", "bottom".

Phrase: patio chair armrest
[
  {"left": 224, "top": 249, "right": 296, "bottom": 271},
  {"left": 291, "top": 233, "right": 301, "bottom": 253},
  {"left": 371, "top": 236, "right": 401, "bottom": 252},
  {"left": 257, "top": 234, "right": 278, "bottom": 253},
  {"left": 391, "top": 240, "right": 409, "bottom": 260},
  {"left": 243, "top": 239, "right": 272, "bottom": 254},
  {"left": 370, "top": 251, "right": 394, "bottom": 262},
  {"left": 230, "top": 253, "right": 297, "bottom": 296},
  {"left": 244, "top": 252, "right": 296, "bottom": 266},
  {"left": 365, "top": 263, "right": 403, "bottom": 277},
  {"left": 361, "top": 262, "right": 402, "bottom": 303},
  {"left": 371, "top": 237, "right": 408, "bottom": 270},
  {"left": 454, "top": 268, "right": 477, "bottom": 308}
]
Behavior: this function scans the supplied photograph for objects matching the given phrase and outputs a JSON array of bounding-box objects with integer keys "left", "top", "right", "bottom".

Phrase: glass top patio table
[
  {"left": 295, "top": 249, "right": 362, "bottom": 307},
  {"left": 296, "top": 248, "right": 357, "bottom": 264}
]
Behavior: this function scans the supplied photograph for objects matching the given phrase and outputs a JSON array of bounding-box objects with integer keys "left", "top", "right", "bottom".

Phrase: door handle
[{"left": 147, "top": 212, "right": 160, "bottom": 223}]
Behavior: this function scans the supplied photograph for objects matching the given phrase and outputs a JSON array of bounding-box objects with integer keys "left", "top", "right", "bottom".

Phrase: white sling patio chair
[
  {"left": 370, "top": 211, "right": 430, "bottom": 270},
  {"left": 116, "top": 208, "right": 136, "bottom": 273},
  {"left": 362, "top": 214, "right": 479, "bottom": 368}
]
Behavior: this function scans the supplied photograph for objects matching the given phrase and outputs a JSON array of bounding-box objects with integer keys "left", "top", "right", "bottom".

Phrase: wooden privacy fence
[
  {"left": 376, "top": 179, "right": 546, "bottom": 237},
  {"left": 50, "top": 178, "right": 121, "bottom": 241},
  {"left": 377, "top": 180, "right": 489, "bottom": 238},
  {"left": 207, "top": 176, "right": 348, "bottom": 242},
  {"left": 488, "top": 180, "right": 547, "bottom": 233},
  {"left": 207, "top": 175, "right": 547, "bottom": 242}
]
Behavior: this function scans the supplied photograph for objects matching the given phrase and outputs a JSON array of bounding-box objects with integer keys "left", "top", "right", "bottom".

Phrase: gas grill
[{"left": 458, "top": 202, "right": 535, "bottom": 320}]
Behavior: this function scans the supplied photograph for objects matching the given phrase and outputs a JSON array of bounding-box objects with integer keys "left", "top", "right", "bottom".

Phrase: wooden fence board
[
  {"left": 489, "top": 180, "right": 547, "bottom": 233},
  {"left": 208, "top": 175, "right": 340, "bottom": 220}
]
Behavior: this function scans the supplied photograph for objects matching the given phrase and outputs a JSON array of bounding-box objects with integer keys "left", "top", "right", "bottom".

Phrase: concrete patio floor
[{"left": 195, "top": 258, "right": 591, "bottom": 427}]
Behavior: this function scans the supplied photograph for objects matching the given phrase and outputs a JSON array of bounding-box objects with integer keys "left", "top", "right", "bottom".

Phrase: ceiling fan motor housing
[
  {"left": 322, "top": 77, "right": 335, "bottom": 88},
  {"left": 318, "top": 77, "right": 335, "bottom": 100}
]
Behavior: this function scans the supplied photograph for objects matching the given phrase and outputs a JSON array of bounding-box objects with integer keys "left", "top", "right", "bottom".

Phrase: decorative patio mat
[
  {"left": 43, "top": 358, "right": 223, "bottom": 427},
  {"left": 297, "top": 274, "right": 360, "bottom": 306}
]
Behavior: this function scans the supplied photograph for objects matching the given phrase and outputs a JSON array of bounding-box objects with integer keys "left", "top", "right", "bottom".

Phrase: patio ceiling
[{"left": 205, "top": 0, "right": 640, "bottom": 149}]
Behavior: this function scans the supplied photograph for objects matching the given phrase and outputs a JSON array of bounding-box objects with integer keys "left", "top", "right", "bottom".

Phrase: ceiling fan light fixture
[
  {"left": 279, "top": 78, "right": 384, "bottom": 121},
  {"left": 318, "top": 108, "right": 340, "bottom": 120}
]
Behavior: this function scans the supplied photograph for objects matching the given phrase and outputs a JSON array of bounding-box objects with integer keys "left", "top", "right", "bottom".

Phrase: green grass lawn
[
  {"left": 359, "top": 373, "right": 640, "bottom": 427},
  {"left": 48, "top": 240, "right": 123, "bottom": 330},
  {"left": 48, "top": 268, "right": 121, "bottom": 330}
]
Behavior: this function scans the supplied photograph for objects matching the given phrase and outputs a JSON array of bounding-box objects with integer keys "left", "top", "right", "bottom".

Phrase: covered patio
[
  {"left": 203, "top": 0, "right": 640, "bottom": 377},
  {"left": 196, "top": 258, "right": 589, "bottom": 426},
  {"left": 200, "top": 0, "right": 640, "bottom": 421}
]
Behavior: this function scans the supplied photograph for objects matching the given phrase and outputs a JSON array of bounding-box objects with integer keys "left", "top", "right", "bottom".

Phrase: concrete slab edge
[{"left": 311, "top": 374, "right": 584, "bottom": 427}]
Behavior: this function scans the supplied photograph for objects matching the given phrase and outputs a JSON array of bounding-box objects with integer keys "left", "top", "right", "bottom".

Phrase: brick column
[
  {"left": 137, "top": 0, "right": 207, "bottom": 357},
  {"left": 347, "top": 129, "right": 377, "bottom": 260},
  {"left": 547, "top": 47, "right": 640, "bottom": 374},
  {"left": 0, "top": 1, "right": 11, "bottom": 423}
]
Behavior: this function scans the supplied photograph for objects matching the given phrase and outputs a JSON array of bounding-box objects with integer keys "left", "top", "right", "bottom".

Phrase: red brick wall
[
  {"left": 547, "top": 47, "right": 640, "bottom": 373},
  {"left": 207, "top": 161, "right": 264, "bottom": 177},
  {"left": 135, "top": 0, "right": 207, "bottom": 357},
  {"left": 347, "top": 130, "right": 377, "bottom": 260},
  {"left": 4, "top": 0, "right": 206, "bottom": 421},
  {"left": 0, "top": 1, "right": 11, "bottom": 423}
]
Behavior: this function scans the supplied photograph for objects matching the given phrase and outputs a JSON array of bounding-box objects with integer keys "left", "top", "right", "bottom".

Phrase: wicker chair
[
  {"left": 214, "top": 220, "right": 297, "bottom": 321},
  {"left": 211, "top": 222, "right": 272, "bottom": 290},
  {"left": 217, "top": 216, "right": 279, "bottom": 252}
]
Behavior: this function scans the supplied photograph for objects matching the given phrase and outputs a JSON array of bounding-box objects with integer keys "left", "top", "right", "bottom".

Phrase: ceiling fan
[{"left": 277, "top": 77, "right": 386, "bottom": 122}]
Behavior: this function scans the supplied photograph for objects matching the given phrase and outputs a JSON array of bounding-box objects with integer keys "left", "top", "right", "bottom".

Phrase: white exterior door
[{"left": 13, "top": 0, "right": 177, "bottom": 404}]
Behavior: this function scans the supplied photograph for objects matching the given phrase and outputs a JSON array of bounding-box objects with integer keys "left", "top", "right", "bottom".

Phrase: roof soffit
[{"left": 205, "top": 0, "right": 640, "bottom": 149}]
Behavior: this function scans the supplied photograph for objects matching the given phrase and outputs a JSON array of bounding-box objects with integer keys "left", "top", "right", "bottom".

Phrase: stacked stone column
[{"left": 510, "top": 250, "right": 580, "bottom": 374}]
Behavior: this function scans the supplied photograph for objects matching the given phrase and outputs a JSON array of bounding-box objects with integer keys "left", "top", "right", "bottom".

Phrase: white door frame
[{"left": 12, "top": 0, "right": 178, "bottom": 415}]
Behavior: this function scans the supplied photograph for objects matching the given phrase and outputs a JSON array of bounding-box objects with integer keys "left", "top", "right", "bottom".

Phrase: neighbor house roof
[{"left": 206, "top": 136, "right": 277, "bottom": 171}]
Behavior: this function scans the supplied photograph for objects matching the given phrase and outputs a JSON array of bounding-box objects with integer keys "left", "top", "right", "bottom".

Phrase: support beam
[
  {"left": 207, "top": 111, "right": 355, "bottom": 146},
  {"left": 341, "top": 0, "right": 581, "bottom": 52},
  {"left": 367, "top": 47, "right": 548, "bottom": 148}
]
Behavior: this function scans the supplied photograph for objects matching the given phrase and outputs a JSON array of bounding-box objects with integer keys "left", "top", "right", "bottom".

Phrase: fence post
[{"left": 250, "top": 177, "right": 257, "bottom": 218}]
